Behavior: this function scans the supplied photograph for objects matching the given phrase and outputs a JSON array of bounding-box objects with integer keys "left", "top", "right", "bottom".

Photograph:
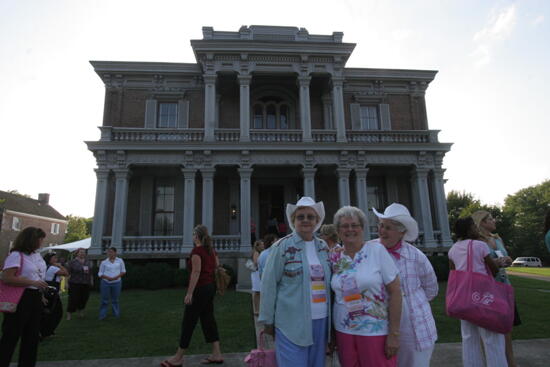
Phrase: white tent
[{"left": 40, "top": 237, "right": 91, "bottom": 252}]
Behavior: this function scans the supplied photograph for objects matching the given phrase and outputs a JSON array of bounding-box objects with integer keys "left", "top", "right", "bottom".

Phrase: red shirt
[{"left": 190, "top": 246, "right": 217, "bottom": 287}]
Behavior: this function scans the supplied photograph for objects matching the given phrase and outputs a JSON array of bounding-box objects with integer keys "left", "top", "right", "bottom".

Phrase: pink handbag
[
  {"left": 0, "top": 252, "right": 26, "bottom": 313},
  {"left": 446, "top": 240, "right": 514, "bottom": 334},
  {"left": 244, "top": 331, "right": 277, "bottom": 367}
]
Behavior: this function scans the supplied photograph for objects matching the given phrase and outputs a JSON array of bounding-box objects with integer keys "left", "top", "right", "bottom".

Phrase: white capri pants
[{"left": 460, "top": 320, "right": 507, "bottom": 367}]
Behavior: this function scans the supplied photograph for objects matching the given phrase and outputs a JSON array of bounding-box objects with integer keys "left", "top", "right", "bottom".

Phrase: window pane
[
  {"left": 158, "top": 102, "right": 178, "bottom": 128},
  {"left": 360, "top": 106, "right": 379, "bottom": 130},
  {"left": 253, "top": 105, "right": 263, "bottom": 129},
  {"left": 266, "top": 105, "right": 276, "bottom": 129},
  {"left": 280, "top": 105, "right": 288, "bottom": 129}
]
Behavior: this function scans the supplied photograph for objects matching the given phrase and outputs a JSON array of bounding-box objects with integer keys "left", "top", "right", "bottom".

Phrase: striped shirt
[{"left": 370, "top": 239, "right": 438, "bottom": 350}]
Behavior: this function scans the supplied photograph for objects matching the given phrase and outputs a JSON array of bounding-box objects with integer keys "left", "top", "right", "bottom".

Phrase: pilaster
[
  {"left": 111, "top": 168, "right": 130, "bottom": 253},
  {"left": 203, "top": 74, "right": 216, "bottom": 142},
  {"left": 238, "top": 168, "right": 253, "bottom": 253},
  {"left": 90, "top": 169, "right": 110, "bottom": 255},
  {"left": 302, "top": 167, "right": 317, "bottom": 199},
  {"left": 412, "top": 167, "right": 436, "bottom": 247},
  {"left": 331, "top": 76, "right": 347, "bottom": 143},
  {"left": 354, "top": 167, "right": 370, "bottom": 240},
  {"left": 238, "top": 74, "right": 252, "bottom": 142},
  {"left": 336, "top": 167, "right": 351, "bottom": 207},
  {"left": 201, "top": 168, "right": 216, "bottom": 231},
  {"left": 182, "top": 168, "right": 197, "bottom": 250},
  {"left": 298, "top": 75, "right": 312, "bottom": 142}
]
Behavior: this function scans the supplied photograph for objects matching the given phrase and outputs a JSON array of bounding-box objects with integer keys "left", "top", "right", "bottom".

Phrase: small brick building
[{"left": 0, "top": 191, "right": 67, "bottom": 266}]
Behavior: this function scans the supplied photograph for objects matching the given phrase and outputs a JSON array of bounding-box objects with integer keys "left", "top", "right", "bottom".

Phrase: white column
[
  {"left": 238, "top": 74, "right": 251, "bottom": 142},
  {"left": 298, "top": 75, "right": 312, "bottom": 142},
  {"left": 322, "top": 94, "right": 333, "bottom": 129},
  {"left": 90, "top": 169, "right": 110, "bottom": 255},
  {"left": 302, "top": 167, "right": 317, "bottom": 199},
  {"left": 203, "top": 74, "right": 216, "bottom": 142},
  {"left": 331, "top": 76, "right": 346, "bottom": 143},
  {"left": 354, "top": 167, "right": 371, "bottom": 240},
  {"left": 337, "top": 168, "right": 351, "bottom": 207},
  {"left": 433, "top": 168, "right": 453, "bottom": 246},
  {"left": 238, "top": 168, "right": 253, "bottom": 252},
  {"left": 111, "top": 169, "right": 130, "bottom": 253},
  {"left": 182, "top": 168, "right": 197, "bottom": 250},
  {"left": 412, "top": 168, "right": 436, "bottom": 247},
  {"left": 201, "top": 168, "right": 215, "bottom": 232}
]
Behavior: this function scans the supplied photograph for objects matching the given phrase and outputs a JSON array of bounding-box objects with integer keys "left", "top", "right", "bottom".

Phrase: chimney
[{"left": 38, "top": 193, "right": 50, "bottom": 205}]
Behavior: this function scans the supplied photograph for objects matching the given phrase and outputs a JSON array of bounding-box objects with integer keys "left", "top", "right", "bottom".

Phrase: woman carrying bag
[
  {"left": 447, "top": 217, "right": 510, "bottom": 367},
  {"left": 0, "top": 227, "right": 48, "bottom": 367}
]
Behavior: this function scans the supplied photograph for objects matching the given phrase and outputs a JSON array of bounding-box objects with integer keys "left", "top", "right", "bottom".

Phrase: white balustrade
[
  {"left": 122, "top": 236, "right": 183, "bottom": 253},
  {"left": 214, "top": 129, "right": 240, "bottom": 142},
  {"left": 250, "top": 129, "right": 302, "bottom": 142},
  {"left": 312, "top": 130, "right": 337, "bottom": 142},
  {"left": 212, "top": 235, "right": 241, "bottom": 251}
]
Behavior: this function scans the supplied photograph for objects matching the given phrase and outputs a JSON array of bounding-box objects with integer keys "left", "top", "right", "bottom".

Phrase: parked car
[{"left": 512, "top": 257, "right": 543, "bottom": 267}]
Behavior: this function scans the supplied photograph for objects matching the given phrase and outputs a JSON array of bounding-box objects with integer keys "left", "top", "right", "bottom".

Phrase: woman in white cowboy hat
[
  {"left": 372, "top": 203, "right": 438, "bottom": 367},
  {"left": 259, "top": 196, "right": 331, "bottom": 367}
]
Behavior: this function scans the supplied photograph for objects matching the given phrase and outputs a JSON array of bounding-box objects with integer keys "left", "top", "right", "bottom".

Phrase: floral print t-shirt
[{"left": 330, "top": 242, "right": 399, "bottom": 336}]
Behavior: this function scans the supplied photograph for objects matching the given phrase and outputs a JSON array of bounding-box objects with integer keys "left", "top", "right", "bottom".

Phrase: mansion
[{"left": 86, "top": 26, "right": 453, "bottom": 269}]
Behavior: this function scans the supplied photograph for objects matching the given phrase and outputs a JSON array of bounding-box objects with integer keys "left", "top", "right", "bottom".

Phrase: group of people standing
[
  {"left": 258, "top": 196, "right": 527, "bottom": 367},
  {"left": 258, "top": 197, "right": 438, "bottom": 367},
  {"left": 0, "top": 227, "right": 125, "bottom": 367}
]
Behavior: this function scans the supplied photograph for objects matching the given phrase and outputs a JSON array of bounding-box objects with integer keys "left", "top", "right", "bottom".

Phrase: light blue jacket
[{"left": 258, "top": 232, "right": 331, "bottom": 346}]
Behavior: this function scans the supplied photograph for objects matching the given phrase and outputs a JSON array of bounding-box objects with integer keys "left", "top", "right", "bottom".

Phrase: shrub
[
  {"left": 428, "top": 255, "right": 450, "bottom": 281},
  {"left": 173, "top": 268, "right": 190, "bottom": 288},
  {"left": 139, "top": 262, "right": 176, "bottom": 290}
]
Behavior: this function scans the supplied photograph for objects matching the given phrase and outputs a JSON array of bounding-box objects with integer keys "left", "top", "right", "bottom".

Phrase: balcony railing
[
  {"left": 99, "top": 126, "right": 439, "bottom": 144},
  {"left": 101, "top": 235, "right": 242, "bottom": 253}
]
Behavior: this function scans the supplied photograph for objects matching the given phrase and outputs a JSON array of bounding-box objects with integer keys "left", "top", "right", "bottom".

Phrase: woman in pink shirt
[{"left": 448, "top": 217, "right": 506, "bottom": 367}]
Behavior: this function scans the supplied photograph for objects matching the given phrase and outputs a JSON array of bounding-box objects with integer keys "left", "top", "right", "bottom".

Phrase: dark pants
[
  {"left": 40, "top": 293, "right": 62, "bottom": 338},
  {"left": 0, "top": 289, "right": 43, "bottom": 367},
  {"left": 179, "top": 283, "right": 219, "bottom": 349},
  {"left": 67, "top": 283, "right": 90, "bottom": 313}
]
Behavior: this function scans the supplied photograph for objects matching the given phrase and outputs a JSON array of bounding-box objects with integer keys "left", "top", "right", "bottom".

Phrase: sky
[{"left": 0, "top": 0, "right": 548, "bottom": 218}]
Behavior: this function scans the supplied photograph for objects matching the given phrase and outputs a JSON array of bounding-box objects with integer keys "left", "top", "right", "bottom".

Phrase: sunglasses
[{"left": 295, "top": 214, "right": 317, "bottom": 221}]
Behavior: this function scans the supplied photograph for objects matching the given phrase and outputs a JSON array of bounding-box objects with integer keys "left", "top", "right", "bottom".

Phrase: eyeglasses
[
  {"left": 339, "top": 223, "right": 362, "bottom": 230},
  {"left": 295, "top": 214, "right": 317, "bottom": 221},
  {"left": 377, "top": 223, "right": 399, "bottom": 231}
]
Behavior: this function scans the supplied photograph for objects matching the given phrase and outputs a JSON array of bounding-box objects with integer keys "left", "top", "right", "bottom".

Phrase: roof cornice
[{"left": 344, "top": 68, "right": 438, "bottom": 82}]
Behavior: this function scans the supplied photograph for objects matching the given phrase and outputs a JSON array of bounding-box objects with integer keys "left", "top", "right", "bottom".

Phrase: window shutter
[
  {"left": 145, "top": 99, "right": 157, "bottom": 128},
  {"left": 350, "top": 103, "right": 361, "bottom": 130},
  {"left": 379, "top": 103, "right": 391, "bottom": 130},
  {"left": 177, "top": 100, "right": 189, "bottom": 129}
]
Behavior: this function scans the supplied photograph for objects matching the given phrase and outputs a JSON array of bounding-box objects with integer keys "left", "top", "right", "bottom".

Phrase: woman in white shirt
[
  {"left": 0, "top": 227, "right": 48, "bottom": 367},
  {"left": 330, "top": 206, "right": 402, "bottom": 367},
  {"left": 40, "top": 252, "right": 68, "bottom": 339},
  {"left": 98, "top": 247, "right": 126, "bottom": 320}
]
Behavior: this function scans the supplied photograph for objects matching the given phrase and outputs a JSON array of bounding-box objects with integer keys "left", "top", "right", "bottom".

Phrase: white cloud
[
  {"left": 471, "top": 4, "right": 517, "bottom": 68},
  {"left": 391, "top": 29, "right": 412, "bottom": 41}
]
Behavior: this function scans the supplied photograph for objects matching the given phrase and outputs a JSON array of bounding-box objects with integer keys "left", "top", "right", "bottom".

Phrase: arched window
[{"left": 251, "top": 98, "right": 294, "bottom": 129}]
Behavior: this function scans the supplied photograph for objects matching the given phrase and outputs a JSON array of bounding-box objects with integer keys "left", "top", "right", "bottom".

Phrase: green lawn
[
  {"left": 31, "top": 289, "right": 256, "bottom": 361},
  {"left": 507, "top": 267, "right": 550, "bottom": 276},
  {"left": 7, "top": 275, "right": 550, "bottom": 361},
  {"left": 433, "top": 275, "right": 550, "bottom": 343}
]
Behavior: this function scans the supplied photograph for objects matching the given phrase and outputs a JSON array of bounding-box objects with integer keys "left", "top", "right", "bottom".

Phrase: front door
[{"left": 258, "top": 185, "right": 285, "bottom": 239}]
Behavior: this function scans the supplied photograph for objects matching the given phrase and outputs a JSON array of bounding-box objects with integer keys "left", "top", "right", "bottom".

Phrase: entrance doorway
[{"left": 258, "top": 185, "right": 285, "bottom": 238}]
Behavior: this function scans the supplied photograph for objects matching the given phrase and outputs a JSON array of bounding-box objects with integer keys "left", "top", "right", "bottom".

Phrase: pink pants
[{"left": 336, "top": 331, "right": 397, "bottom": 367}]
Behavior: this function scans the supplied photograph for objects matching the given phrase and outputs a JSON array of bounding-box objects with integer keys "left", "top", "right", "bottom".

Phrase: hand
[
  {"left": 42, "top": 296, "right": 48, "bottom": 305},
  {"left": 385, "top": 333, "right": 399, "bottom": 359},
  {"left": 263, "top": 324, "right": 274, "bottom": 336},
  {"left": 184, "top": 293, "right": 193, "bottom": 305},
  {"left": 501, "top": 256, "right": 513, "bottom": 267},
  {"left": 33, "top": 280, "right": 48, "bottom": 290}
]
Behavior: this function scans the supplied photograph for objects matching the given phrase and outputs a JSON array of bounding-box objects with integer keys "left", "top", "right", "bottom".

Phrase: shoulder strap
[
  {"left": 466, "top": 240, "right": 474, "bottom": 272},
  {"left": 16, "top": 252, "right": 24, "bottom": 277}
]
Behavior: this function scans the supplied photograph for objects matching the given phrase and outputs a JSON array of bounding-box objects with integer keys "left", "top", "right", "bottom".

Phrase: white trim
[
  {"left": 5, "top": 209, "right": 68, "bottom": 224},
  {"left": 51, "top": 222, "right": 60, "bottom": 235}
]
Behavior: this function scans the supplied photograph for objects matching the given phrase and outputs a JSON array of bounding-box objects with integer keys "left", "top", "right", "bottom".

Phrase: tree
[
  {"left": 446, "top": 191, "right": 479, "bottom": 234},
  {"left": 64, "top": 215, "right": 92, "bottom": 243},
  {"left": 502, "top": 180, "right": 550, "bottom": 263}
]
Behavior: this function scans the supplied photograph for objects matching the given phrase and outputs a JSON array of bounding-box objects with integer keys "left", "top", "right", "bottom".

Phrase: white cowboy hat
[
  {"left": 286, "top": 196, "right": 325, "bottom": 233},
  {"left": 372, "top": 203, "right": 419, "bottom": 242}
]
